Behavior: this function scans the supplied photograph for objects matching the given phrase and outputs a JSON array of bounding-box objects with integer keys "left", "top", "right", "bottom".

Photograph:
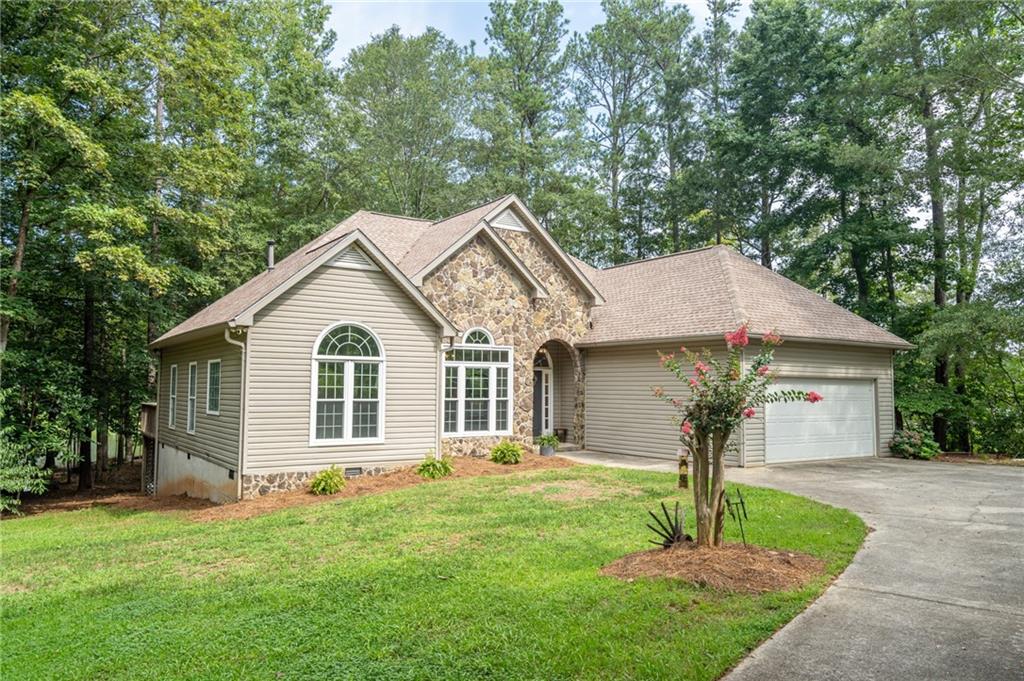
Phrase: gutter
[{"left": 224, "top": 326, "right": 247, "bottom": 501}]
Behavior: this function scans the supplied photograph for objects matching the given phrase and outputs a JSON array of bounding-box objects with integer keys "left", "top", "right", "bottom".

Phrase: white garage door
[{"left": 765, "top": 379, "right": 876, "bottom": 463}]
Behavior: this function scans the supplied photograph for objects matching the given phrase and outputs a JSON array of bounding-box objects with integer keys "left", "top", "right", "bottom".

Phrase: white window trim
[
  {"left": 308, "top": 322, "right": 386, "bottom": 447},
  {"left": 186, "top": 361, "right": 197, "bottom": 434},
  {"left": 168, "top": 364, "right": 178, "bottom": 429},
  {"left": 442, "top": 338, "right": 514, "bottom": 438},
  {"left": 206, "top": 358, "right": 221, "bottom": 416}
]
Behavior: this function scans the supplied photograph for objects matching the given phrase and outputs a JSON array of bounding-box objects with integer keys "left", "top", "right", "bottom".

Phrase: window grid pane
[
  {"left": 208, "top": 362, "right": 221, "bottom": 412},
  {"left": 496, "top": 400, "right": 508, "bottom": 431},
  {"left": 465, "top": 367, "right": 489, "bottom": 399},
  {"left": 353, "top": 362, "right": 378, "bottom": 399},
  {"left": 464, "top": 399, "right": 489, "bottom": 432},
  {"left": 352, "top": 401, "right": 378, "bottom": 438},
  {"left": 318, "top": 325, "right": 379, "bottom": 357},
  {"left": 444, "top": 400, "right": 458, "bottom": 433},
  {"left": 316, "top": 401, "right": 345, "bottom": 440},
  {"left": 318, "top": 361, "right": 345, "bottom": 400}
]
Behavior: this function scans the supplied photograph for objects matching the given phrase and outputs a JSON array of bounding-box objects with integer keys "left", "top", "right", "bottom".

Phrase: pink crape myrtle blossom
[
  {"left": 724, "top": 324, "right": 749, "bottom": 348},
  {"left": 806, "top": 391, "right": 824, "bottom": 403},
  {"left": 681, "top": 421, "right": 693, "bottom": 435},
  {"left": 762, "top": 330, "right": 782, "bottom": 346},
  {"left": 743, "top": 407, "right": 756, "bottom": 418},
  {"left": 757, "top": 365, "right": 771, "bottom": 376}
]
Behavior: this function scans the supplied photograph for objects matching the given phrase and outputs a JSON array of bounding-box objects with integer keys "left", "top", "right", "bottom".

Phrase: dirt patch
[
  {"left": 935, "top": 453, "right": 1024, "bottom": 467},
  {"left": 600, "top": 542, "right": 826, "bottom": 594},
  {"left": 189, "top": 452, "right": 576, "bottom": 522},
  {"left": 7, "top": 462, "right": 216, "bottom": 518},
  {"left": 511, "top": 479, "right": 640, "bottom": 502}
]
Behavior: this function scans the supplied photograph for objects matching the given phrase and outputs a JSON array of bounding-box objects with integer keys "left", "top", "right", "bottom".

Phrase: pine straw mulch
[
  {"left": 934, "top": 453, "right": 1024, "bottom": 467},
  {"left": 9, "top": 454, "right": 576, "bottom": 522},
  {"left": 600, "top": 542, "right": 827, "bottom": 594}
]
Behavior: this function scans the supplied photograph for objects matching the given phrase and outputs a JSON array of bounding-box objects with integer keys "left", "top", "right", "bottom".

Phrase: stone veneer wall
[
  {"left": 241, "top": 466, "right": 391, "bottom": 498},
  {"left": 420, "top": 229, "right": 593, "bottom": 457}
]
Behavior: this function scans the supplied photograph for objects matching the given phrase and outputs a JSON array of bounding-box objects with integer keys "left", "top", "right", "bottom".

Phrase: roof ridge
[
  {"left": 431, "top": 194, "right": 511, "bottom": 226},
  {"left": 715, "top": 246, "right": 748, "bottom": 327},
  {"left": 599, "top": 245, "right": 720, "bottom": 271},
  {"left": 363, "top": 210, "right": 432, "bottom": 222}
]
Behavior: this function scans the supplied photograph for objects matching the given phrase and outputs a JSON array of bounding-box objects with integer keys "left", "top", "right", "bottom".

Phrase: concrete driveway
[{"left": 564, "top": 453, "right": 1024, "bottom": 680}]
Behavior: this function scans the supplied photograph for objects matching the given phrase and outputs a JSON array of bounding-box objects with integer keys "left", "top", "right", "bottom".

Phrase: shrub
[
  {"left": 889, "top": 428, "right": 940, "bottom": 460},
  {"left": 309, "top": 465, "right": 346, "bottom": 495},
  {"left": 489, "top": 440, "right": 523, "bottom": 465},
  {"left": 535, "top": 434, "right": 559, "bottom": 449},
  {"left": 416, "top": 451, "right": 454, "bottom": 479}
]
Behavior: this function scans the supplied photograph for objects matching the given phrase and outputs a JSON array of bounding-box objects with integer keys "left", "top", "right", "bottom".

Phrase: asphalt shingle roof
[
  {"left": 154, "top": 200, "right": 909, "bottom": 352},
  {"left": 581, "top": 245, "right": 911, "bottom": 349}
]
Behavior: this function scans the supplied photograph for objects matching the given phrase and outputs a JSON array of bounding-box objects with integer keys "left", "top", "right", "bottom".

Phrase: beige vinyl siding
[
  {"left": 158, "top": 333, "right": 242, "bottom": 470},
  {"left": 245, "top": 264, "right": 439, "bottom": 474},
  {"left": 585, "top": 341, "right": 735, "bottom": 463},
  {"left": 742, "top": 342, "right": 896, "bottom": 466}
]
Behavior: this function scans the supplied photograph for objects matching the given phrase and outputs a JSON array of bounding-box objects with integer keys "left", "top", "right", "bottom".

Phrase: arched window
[
  {"left": 443, "top": 327, "right": 512, "bottom": 435},
  {"left": 310, "top": 323, "right": 384, "bottom": 444},
  {"left": 463, "top": 328, "right": 493, "bottom": 345}
]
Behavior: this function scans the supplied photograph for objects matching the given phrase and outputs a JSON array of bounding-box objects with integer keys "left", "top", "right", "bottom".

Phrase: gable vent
[
  {"left": 491, "top": 208, "right": 527, "bottom": 232},
  {"left": 330, "top": 245, "right": 379, "bottom": 271}
]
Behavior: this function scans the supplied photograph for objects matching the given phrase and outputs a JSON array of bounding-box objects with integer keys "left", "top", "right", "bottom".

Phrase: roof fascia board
[
  {"left": 410, "top": 222, "right": 550, "bottom": 299},
  {"left": 484, "top": 196, "right": 606, "bottom": 305},
  {"left": 149, "top": 324, "right": 230, "bottom": 350},
  {"left": 233, "top": 230, "right": 459, "bottom": 337},
  {"left": 577, "top": 332, "right": 911, "bottom": 350}
]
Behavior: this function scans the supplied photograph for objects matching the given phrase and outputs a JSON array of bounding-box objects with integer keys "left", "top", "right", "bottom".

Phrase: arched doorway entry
[{"left": 532, "top": 340, "right": 580, "bottom": 443}]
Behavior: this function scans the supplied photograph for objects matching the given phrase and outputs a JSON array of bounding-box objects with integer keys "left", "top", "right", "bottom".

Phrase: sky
[{"left": 325, "top": 1, "right": 751, "bottom": 67}]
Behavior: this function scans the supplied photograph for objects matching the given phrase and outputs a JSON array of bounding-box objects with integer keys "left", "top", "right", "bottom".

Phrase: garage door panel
[{"left": 766, "top": 379, "right": 875, "bottom": 463}]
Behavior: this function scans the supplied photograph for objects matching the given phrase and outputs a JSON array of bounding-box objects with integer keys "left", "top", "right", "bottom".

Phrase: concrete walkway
[{"left": 564, "top": 452, "right": 1024, "bottom": 681}]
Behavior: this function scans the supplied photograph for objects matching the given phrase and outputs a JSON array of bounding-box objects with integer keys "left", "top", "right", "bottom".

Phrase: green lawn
[{"left": 1, "top": 466, "right": 865, "bottom": 680}]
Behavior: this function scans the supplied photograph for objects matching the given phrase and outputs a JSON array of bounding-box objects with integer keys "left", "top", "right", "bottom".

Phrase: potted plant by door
[{"left": 536, "top": 434, "right": 559, "bottom": 456}]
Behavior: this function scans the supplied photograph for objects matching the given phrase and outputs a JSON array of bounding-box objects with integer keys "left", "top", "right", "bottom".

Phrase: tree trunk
[
  {"left": 96, "top": 422, "right": 109, "bottom": 482},
  {"left": 710, "top": 431, "right": 728, "bottom": 546},
  {"left": 922, "top": 93, "right": 949, "bottom": 450},
  {"left": 78, "top": 279, "right": 96, "bottom": 491},
  {"left": 692, "top": 434, "right": 711, "bottom": 547},
  {"left": 759, "top": 188, "right": 772, "bottom": 269},
  {"left": 0, "top": 188, "right": 34, "bottom": 354}
]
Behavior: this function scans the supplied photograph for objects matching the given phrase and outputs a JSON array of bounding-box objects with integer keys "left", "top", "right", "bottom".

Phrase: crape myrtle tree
[{"left": 652, "top": 325, "right": 822, "bottom": 546}]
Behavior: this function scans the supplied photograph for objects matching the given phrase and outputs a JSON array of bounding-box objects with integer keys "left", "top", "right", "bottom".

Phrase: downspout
[
  {"left": 435, "top": 334, "right": 454, "bottom": 458},
  {"left": 152, "top": 348, "right": 162, "bottom": 494},
  {"left": 224, "top": 326, "right": 246, "bottom": 500}
]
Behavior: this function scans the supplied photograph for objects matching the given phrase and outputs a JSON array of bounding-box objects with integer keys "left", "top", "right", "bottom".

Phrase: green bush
[
  {"left": 889, "top": 428, "right": 940, "bottom": 460},
  {"left": 309, "top": 465, "right": 346, "bottom": 495},
  {"left": 416, "top": 452, "right": 454, "bottom": 479},
  {"left": 535, "top": 434, "right": 559, "bottom": 449},
  {"left": 489, "top": 440, "right": 523, "bottom": 465}
]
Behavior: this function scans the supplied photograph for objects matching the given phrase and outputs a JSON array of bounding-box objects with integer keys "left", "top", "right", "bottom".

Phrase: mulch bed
[
  {"left": 191, "top": 452, "right": 575, "bottom": 522},
  {"left": 935, "top": 453, "right": 1024, "bottom": 467},
  {"left": 8, "top": 454, "right": 576, "bottom": 522},
  {"left": 600, "top": 542, "right": 826, "bottom": 594}
]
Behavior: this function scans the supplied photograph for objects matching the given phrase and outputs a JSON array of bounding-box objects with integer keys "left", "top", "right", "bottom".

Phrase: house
[{"left": 149, "top": 195, "right": 911, "bottom": 502}]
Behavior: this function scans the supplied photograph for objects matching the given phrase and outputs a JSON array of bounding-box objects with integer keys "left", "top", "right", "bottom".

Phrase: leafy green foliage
[
  {"left": 416, "top": 453, "right": 454, "bottom": 479},
  {"left": 308, "top": 466, "right": 346, "bottom": 495},
  {"left": 535, "top": 434, "right": 560, "bottom": 449},
  {"left": 889, "top": 429, "right": 940, "bottom": 461},
  {"left": 489, "top": 440, "right": 524, "bottom": 465}
]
